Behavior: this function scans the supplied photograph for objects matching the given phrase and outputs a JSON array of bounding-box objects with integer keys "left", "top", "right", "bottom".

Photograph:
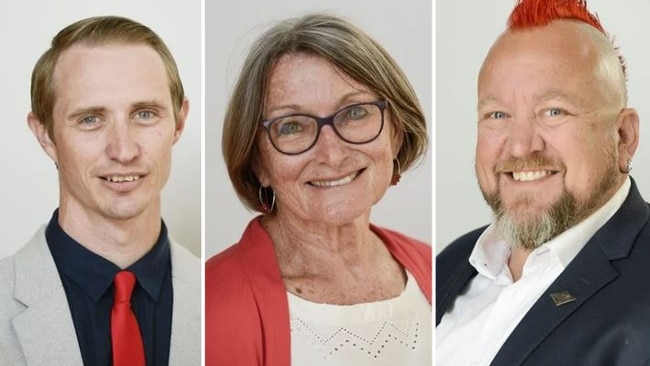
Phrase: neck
[
  {"left": 508, "top": 246, "right": 531, "bottom": 282},
  {"left": 264, "top": 210, "right": 407, "bottom": 304},
  {"left": 57, "top": 203, "right": 162, "bottom": 269},
  {"left": 264, "top": 210, "right": 380, "bottom": 276}
]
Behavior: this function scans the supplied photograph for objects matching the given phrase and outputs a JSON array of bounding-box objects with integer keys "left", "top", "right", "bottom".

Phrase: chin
[
  {"left": 503, "top": 196, "right": 557, "bottom": 215},
  {"left": 315, "top": 203, "right": 370, "bottom": 225},
  {"left": 100, "top": 202, "right": 149, "bottom": 221}
]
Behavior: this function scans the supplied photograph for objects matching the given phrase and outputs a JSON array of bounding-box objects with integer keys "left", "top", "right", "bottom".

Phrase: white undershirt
[
  {"left": 288, "top": 270, "right": 432, "bottom": 366},
  {"left": 436, "top": 178, "right": 630, "bottom": 366}
]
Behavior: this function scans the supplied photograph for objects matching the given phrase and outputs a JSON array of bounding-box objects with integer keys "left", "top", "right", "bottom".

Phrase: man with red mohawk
[{"left": 437, "top": 0, "right": 649, "bottom": 364}]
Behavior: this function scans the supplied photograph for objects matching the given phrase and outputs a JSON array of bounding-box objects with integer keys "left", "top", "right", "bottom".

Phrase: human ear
[
  {"left": 173, "top": 98, "right": 189, "bottom": 144},
  {"left": 27, "top": 112, "right": 58, "bottom": 163},
  {"left": 615, "top": 108, "right": 639, "bottom": 173},
  {"left": 254, "top": 159, "right": 271, "bottom": 187},
  {"left": 387, "top": 110, "right": 404, "bottom": 158}
]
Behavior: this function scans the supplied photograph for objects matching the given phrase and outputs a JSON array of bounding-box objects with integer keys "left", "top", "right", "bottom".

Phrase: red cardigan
[{"left": 205, "top": 217, "right": 432, "bottom": 366}]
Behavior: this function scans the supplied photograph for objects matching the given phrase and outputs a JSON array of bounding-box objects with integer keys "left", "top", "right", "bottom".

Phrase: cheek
[
  {"left": 475, "top": 133, "right": 499, "bottom": 168},
  {"left": 146, "top": 125, "right": 176, "bottom": 153},
  {"left": 259, "top": 149, "right": 306, "bottom": 187},
  {"left": 55, "top": 137, "right": 97, "bottom": 166},
  {"left": 562, "top": 135, "right": 615, "bottom": 186},
  {"left": 368, "top": 134, "right": 396, "bottom": 170},
  {"left": 475, "top": 131, "right": 504, "bottom": 189}
]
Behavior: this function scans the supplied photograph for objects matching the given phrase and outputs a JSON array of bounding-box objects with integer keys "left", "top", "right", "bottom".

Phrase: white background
[
  {"left": 436, "top": 0, "right": 650, "bottom": 253},
  {"left": 0, "top": 0, "right": 201, "bottom": 259},
  {"left": 205, "top": 0, "right": 432, "bottom": 258}
]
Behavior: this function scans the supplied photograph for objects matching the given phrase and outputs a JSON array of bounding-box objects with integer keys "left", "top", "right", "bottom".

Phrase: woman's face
[{"left": 256, "top": 53, "right": 400, "bottom": 225}]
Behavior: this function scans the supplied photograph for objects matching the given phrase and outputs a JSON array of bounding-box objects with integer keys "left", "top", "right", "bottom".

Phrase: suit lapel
[
  {"left": 490, "top": 241, "right": 619, "bottom": 365},
  {"left": 436, "top": 260, "right": 478, "bottom": 324},
  {"left": 168, "top": 241, "right": 201, "bottom": 366},
  {"left": 491, "top": 179, "right": 649, "bottom": 366},
  {"left": 12, "top": 226, "right": 83, "bottom": 365}
]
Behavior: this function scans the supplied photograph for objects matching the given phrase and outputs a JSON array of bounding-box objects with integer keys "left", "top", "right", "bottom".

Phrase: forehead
[
  {"left": 52, "top": 44, "right": 171, "bottom": 112},
  {"left": 484, "top": 21, "right": 602, "bottom": 75},
  {"left": 266, "top": 53, "right": 371, "bottom": 107},
  {"left": 477, "top": 20, "right": 624, "bottom": 104}
]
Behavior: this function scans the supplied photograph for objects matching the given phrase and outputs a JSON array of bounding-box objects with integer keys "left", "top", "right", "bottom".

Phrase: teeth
[
  {"left": 512, "top": 171, "right": 550, "bottom": 182},
  {"left": 106, "top": 175, "right": 140, "bottom": 183},
  {"left": 310, "top": 172, "right": 358, "bottom": 187}
]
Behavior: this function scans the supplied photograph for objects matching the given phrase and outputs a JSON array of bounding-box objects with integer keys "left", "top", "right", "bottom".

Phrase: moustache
[{"left": 495, "top": 153, "right": 564, "bottom": 173}]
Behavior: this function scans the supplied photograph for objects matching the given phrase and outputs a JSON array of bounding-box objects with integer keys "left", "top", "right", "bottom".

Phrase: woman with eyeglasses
[{"left": 205, "top": 13, "right": 430, "bottom": 366}]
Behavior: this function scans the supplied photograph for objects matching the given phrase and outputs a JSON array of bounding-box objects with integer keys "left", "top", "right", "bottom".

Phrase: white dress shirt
[
  {"left": 436, "top": 178, "right": 631, "bottom": 366},
  {"left": 289, "top": 270, "right": 432, "bottom": 366}
]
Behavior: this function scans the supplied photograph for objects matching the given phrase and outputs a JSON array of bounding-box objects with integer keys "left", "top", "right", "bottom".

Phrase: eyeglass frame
[{"left": 259, "top": 100, "right": 387, "bottom": 155}]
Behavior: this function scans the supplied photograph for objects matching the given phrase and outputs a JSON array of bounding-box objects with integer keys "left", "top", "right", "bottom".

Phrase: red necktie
[{"left": 111, "top": 270, "right": 145, "bottom": 366}]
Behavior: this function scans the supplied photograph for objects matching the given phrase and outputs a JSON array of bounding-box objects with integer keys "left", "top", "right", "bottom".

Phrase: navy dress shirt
[{"left": 46, "top": 210, "right": 173, "bottom": 366}]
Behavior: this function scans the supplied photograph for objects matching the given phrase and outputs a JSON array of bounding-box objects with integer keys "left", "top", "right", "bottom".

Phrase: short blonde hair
[{"left": 31, "top": 16, "right": 185, "bottom": 138}]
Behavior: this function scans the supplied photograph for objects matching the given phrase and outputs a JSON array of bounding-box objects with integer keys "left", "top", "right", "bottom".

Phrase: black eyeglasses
[{"left": 259, "top": 100, "right": 386, "bottom": 155}]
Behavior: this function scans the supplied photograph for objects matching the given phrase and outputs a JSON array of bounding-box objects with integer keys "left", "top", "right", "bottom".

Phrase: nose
[
  {"left": 105, "top": 120, "right": 140, "bottom": 163},
  {"left": 505, "top": 115, "right": 544, "bottom": 158},
  {"left": 312, "top": 125, "right": 346, "bottom": 164}
]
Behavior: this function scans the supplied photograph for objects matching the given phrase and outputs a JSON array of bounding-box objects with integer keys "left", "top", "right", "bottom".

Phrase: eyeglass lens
[{"left": 266, "top": 102, "right": 384, "bottom": 155}]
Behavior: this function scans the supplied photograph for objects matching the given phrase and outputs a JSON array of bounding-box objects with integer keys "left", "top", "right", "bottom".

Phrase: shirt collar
[
  {"left": 470, "top": 177, "right": 631, "bottom": 277},
  {"left": 547, "top": 178, "right": 630, "bottom": 265},
  {"left": 46, "top": 209, "right": 171, "bottom": 302}
]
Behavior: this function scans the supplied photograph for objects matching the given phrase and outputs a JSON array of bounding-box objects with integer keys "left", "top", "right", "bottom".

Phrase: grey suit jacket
[{"left": 0, "top": 225, "right": 200, "bottom": 366}]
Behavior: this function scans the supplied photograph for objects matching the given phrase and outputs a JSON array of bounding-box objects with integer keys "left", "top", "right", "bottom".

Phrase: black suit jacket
[{"left": 437, "top": 180, "right": 650, "bottom": 365}]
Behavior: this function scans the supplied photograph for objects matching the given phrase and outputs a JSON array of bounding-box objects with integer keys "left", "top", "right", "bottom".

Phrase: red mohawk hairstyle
[
  {"left": 508, "top": 0, "right": 605, "bottom": 33},
  {"left": 508, "top": 0, "right": 626, "bottom": 77}
]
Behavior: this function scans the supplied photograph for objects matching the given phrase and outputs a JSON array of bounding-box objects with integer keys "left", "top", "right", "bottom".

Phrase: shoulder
[
  {"left": 436, "top": 226, "right": 486, "bottom": 282},
  {"left": 0, "top": 226, "right": 50, "bottom": 305},
  {"left": 205, "top": 225, "right": 269, "bottom": 366},
  {"left": 0, "top": 257, "right": 24, "bottom": 365},
  {"left": 205, "top": 242, "right": 250, "bottom": 293},
  {"left": 0, "top": 255, "right": 18, "bottom": 308},
  {"left": 437, "top": 226, "right": 487, "bottom": 261},
  {"left": 370, "top": 224, "right": 432, "bottom": 301},
  {"left": 169, "top": 240, "right": 201, "bottom": 295},
  {"left": 205, "top": 217, "right": 267, "bottom": 290},
  {"left": 371, "top": 224, "right": 431, "bottom": 261},
  {"left": 170, "top": 240, "right": 200, "bottom": 267},
  {"left": 205, "top": 217, "right": 275, "bottom": 321},
  {"left": 0, "top": 229, "right": 48, "bottom": 365}
]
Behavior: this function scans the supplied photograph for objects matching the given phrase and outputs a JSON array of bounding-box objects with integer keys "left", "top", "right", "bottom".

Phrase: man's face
[
  {"left": 475, "top": 21, "right": 631, "bottom": 249},
  {"left": 30, "top": 44, "right": 186, "bottom": 223}
]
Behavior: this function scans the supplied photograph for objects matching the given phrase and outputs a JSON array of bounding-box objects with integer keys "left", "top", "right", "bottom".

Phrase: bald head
[{"left": 479, "top": 20, "right": 627, "bottom": 110}]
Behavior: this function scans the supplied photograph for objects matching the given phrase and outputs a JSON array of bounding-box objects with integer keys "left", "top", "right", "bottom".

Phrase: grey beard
[
  {"left": 484, "top": 168, "right": 619, "bottom": 250},
  {"left": 493, "top": 190, "right": 577, "bottom": 250}
]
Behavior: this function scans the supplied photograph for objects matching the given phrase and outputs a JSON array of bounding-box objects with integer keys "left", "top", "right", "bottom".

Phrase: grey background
[
  {"left": 436, "top": 0, "right": 650, "bottom": 253},
  {"left": 0, "top": 0, "right": 201, "bottom": 259},
  {"left": 206, "top": 0, "right": 432, "bottom": 258}
]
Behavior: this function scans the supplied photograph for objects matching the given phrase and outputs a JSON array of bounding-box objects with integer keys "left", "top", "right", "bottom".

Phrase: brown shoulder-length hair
[
  {"left": 31, "top": 15, "right": 185, "bottom": 139},
  {"left": 223, "top": 13, "right": 428, "bottom": 212}
]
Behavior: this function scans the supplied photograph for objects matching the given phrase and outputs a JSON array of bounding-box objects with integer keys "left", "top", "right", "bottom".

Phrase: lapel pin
[{"left": 550, "top": 291, "right": 576, "bottom": 307}]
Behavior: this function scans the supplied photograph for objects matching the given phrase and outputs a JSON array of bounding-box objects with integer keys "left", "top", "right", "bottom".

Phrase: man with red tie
[{"left": 0, "top": 16, "right": 199, "bottom": 365}]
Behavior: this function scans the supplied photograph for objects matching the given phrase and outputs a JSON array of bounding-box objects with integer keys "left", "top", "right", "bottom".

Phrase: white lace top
[{"left": 288, "top": 270, "right": 431, "bottom": 365}]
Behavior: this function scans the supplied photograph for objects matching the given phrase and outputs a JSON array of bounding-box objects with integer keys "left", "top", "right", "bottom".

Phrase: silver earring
[{"left": 625, "top": 159, "right": 633, "bottom": 174}]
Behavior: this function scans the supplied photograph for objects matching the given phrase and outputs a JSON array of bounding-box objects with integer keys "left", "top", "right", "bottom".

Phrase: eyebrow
[
  {"left": 67, "top": 106, "right": 107, "bottom": 121},
  {"left": 533, "top": 90, "right": 584, "bottom": 106},
  {"left": 477, "top": 90, "right": 585, "bottom": 109},
  {"left": 266, "top": 90, "right": 374, "bottom": 116},
  {"left": 66, "top": 100, "right": 169, "bottom": 121},
  {"left": 477, "top": 96, "right": 500, "bottom": 109},
  {"left": 131, "top": 100, "right": 169, "bottom": 113}
]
